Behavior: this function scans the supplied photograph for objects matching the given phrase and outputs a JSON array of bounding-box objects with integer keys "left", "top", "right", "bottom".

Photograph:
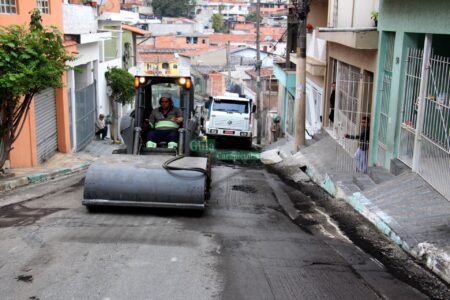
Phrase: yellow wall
[{"left": 145, "top": 62, "right": 180, "bottom": 76}]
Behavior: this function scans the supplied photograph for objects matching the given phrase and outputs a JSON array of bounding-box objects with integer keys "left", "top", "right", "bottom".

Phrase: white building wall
[
  {"left": 144, "top": 23, "right": 204, "bottom": 35},
  {"left": 98, "top": 58, "right": 122, "bottom": 118},
  {"left": 306, "top": 79, "right": 323, "bottom": 135},
  {"left": 337, "top": 0, "right": 352, "bottom": 27},
  {"left": 354, "top": 0, "right": 379, "bottom": 27},
  {"left": 69, "top": 43, "right": 99, "bottom": 67},
  {"left": 63, "top": 4, "right": 97, "bottom": 34},
  {"left": 333, "top": 0, "right": 379, "bottom": 28},
  {"left": 231, "top": 49, "right": 273, "bottom": 68},
  {"left": 307, "top": 31, "right": 326, "bottom": 62},
  {"left": 179, "top": 56, "right": 192, "bottom": 76}
]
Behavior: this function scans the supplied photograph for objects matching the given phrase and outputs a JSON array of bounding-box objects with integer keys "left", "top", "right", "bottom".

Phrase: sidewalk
[
  {"left": 0, "top": 139, "right": 122, "bottom": 194},
  {"left": 264, "top": 131, "right": 450, "bottom": 285}
]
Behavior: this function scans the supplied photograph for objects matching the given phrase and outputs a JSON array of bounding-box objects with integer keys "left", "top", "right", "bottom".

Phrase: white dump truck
[{"left": 204, "top": 92, "right": 256, "bottom": 148}]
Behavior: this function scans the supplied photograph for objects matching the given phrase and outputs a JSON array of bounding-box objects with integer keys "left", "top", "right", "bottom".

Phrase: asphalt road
[{"left": 0, "top": 164, "right": 427, "bottom": 299}]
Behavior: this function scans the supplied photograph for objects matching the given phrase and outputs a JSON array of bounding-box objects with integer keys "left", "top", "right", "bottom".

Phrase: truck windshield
[{"left": 213, "top": 100, "right": 248, "bottom": 113}]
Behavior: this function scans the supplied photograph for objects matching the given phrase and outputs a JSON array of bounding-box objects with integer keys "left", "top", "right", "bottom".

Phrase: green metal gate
[{"left": 75, "top": 82, "right": 96, "bottom": 151}]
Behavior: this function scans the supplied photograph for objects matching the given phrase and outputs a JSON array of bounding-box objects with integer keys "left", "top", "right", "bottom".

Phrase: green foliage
[
  {"left": 371, "top": 11, "right": 379, "bottom": 21},
  {"left": 0, "top": 9, "right": 72, "bottom": 105},
  {"left": 212, "top": 14, "right": 225, "bottom": 33},
  {"left": 245, "top": 12, "right": 258, "bottom": 23},
  {"left": 105, "top": 67, "right": 135, "bottom": 105},
  {"left": 152, "top": 0, "right": 190, "bottom": 18},
  {"left": 0, "top": 9, "right": 74, "bottom": 168}
]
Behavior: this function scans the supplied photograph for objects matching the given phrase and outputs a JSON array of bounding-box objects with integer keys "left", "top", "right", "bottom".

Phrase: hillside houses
[{"left": 135, "top": 13, "right": 287, "bottom": 98}]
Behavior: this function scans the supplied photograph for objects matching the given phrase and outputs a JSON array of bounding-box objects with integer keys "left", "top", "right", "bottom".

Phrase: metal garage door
[
  {"left": 35, "top": 88, "right": 57, "bottom": 163},
  {"left": 75, "top": 83, "right": 96, "bottom": 151}
]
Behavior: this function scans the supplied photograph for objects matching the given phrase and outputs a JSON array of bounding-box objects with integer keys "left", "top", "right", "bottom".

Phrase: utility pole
[
  {"left": 255, "top": 0, "right": 262, "bottom": 145},
  {"left": 293, "top": 0, "right": 309, "bottom": 150},
  {"left": 226, "top": 41, "right": 231, "bottom": 85}
]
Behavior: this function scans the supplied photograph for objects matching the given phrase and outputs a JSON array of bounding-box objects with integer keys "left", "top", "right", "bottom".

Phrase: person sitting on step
[{"left": 95, "top": 113, "right": 108, "bottom": 140}]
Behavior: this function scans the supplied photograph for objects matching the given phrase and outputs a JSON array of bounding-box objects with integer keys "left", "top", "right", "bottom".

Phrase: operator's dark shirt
[{"left": 347, "top": 128, "right": 370, "bottom": 151}]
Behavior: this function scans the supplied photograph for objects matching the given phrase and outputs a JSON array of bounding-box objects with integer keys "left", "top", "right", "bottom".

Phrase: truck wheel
[{"left": 246, "top": 138, "right": 253, "bottom": 149}]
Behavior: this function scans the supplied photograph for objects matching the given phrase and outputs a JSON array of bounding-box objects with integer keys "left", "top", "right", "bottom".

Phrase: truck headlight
[
  {"left": 210, "top": 129, "right": 218, "bottom": 134},
  {"left": 240, "top": 132, "right": 250, "bottom": 137}
]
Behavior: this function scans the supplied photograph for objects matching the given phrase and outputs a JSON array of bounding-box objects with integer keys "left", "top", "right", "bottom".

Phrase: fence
[
  {"left": 377, "top": 32, "right": 395, "bottom": 167},
  {"left": 400, "top": 48, "right": 450, "bottom": 200},
  {"left": 75, "top": 83, "right": 96, "bottom": 151},
  {"left": 333, "top": 61, "right": 373, "bottom": 173}
]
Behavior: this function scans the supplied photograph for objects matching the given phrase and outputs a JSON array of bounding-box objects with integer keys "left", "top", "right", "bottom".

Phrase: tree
[
  {"left": 0, "top": 10, "right": 73, "bottom": 171},
  {"left": 212, "top": 13, "right": 225, "bottom": 33},
  {"left": 104, "top": 67, "right": 135, "bottom": 142},
  {"left": 152, "top": 0, "right": 191, "bottom": 18},
  {"left": 245, "top": 12, "right": 258, "bottom": 23}
]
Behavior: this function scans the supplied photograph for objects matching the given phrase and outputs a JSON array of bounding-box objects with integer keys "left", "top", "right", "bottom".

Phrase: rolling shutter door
[{"left": 35, "top": 88, "right": 57, "bottom": 163}]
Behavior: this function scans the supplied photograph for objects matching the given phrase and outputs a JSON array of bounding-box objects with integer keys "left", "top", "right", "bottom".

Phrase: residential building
[
  {"left": 64, "top": 1, "right": 111, "bottom": 151},
  {"left": 120, "top": 0, "right": 144, "bottom": 12},
  {"left": 137, "top": 33, "right": 212, "bottom": 77},
  {"left": 207, "top": 71, "right": 227, "bottom": 97},
  {"left": 1, "top": 0, "right": 142, "bottom": 166},
  {"left": 122, "top": 24, "right": 148, "bottom": 72},
  {"left": 120, "top": 0, "right": 153, "bottom": 22},
  {"left": 179, "top": 48, "right": 228, "bottom": 95},
  {"left": 139, "top": 17, "right": 205, "bottom": 34},
  {"left": 371, "top": 0, "right": 450, "bottom": 200},
  {"left": 244, "top": 68, "right": 279, "bottom": 144},
  {"left": 199, "top": 0, "right": 250, "bottom": 18},
  {"left": 209, "top": 33, "right": 256, "bottom": 47},
  {"left": 273, "top": 0, "right": 328, "bottom": 140},
  {"left": 140, "top": 53, "right": 180, "bottom": 76},
  {"left": 317, "top": 0, "right": 378, "bottom": 171},
  {"left": 139, "top": 34, "right": 210, "bottom": 50},
  {"left": 0, "top": 0, "right": 71, "bottom": 167},
  {"left": 97, "top": 7, "right": 143, "bottom": 126},
  {"left": 230, "top": 46, "right": 275, "bottom": 68}
]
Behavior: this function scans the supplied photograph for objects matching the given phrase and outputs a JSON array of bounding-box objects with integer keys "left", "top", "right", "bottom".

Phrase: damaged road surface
[{"left": 0, "top": 165, "right": 434, "bottom": 299}]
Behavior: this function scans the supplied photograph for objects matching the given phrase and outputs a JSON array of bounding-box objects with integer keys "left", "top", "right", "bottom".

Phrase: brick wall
[{"left": 207, "top": 72, "right": 225, "bottom": 96}]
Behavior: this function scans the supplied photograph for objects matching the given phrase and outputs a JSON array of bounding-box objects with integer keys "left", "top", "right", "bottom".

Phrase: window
[
  {"left": 0, "top": 0, "right": 17, "bottom": 14},
  {"left": 202, "top": 39, "right": 206, "bottom": 44},
  {"left": 162, "top": 63, "right": 169, "bottom": 69},
  {"left": 37, "top": 0, "right": 50, "bottom": 14},
  {"left": 212, "top": 100, "right": 249, "bottom": 113},
  {"left": 103, "top": 31, "right": 119, "bottom": 61},
  {"left": 193, "top": 37, "right": 198, "bottom": 44},
  {"left": 173, "top": 64, "right": 178, "bottom": 69}
]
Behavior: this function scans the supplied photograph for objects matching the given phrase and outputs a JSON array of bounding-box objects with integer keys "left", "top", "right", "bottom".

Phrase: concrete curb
[
  {"left": 0, "top": 162, "right": 90, "bottom": 193},
  {"left": 277, "top": 155, "right": 450, "bottom": 284}
]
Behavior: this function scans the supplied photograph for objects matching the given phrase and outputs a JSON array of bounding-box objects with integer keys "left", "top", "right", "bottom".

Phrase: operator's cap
[{"left": 161, "top": 93, "right": 172, "bottom": 99}]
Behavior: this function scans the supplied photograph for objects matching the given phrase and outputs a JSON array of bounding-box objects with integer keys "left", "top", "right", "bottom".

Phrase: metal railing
[
  {"left": 333, "top": 61, "right": 373, "bottom": 173},
  {"left": 377, "top": 32, "right": 395, "bottom": 167},
  {"left": 75, "top": 83, "right": 97, "bottom": 151},
  {"left": 400, "top": 47, "right": 450, "bottom": 200}
]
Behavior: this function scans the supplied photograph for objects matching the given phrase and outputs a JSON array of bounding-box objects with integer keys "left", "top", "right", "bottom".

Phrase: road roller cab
[{"left": 119, "top": 76, "right": 199, "bottom": 156}]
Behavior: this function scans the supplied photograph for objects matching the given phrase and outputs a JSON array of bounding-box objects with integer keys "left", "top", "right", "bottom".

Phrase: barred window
[
  {"left": 0, "top": 0, "right": 17, "bottom": 14},
  {"left": 37, "top": 0, "right": 50, "bottom": 14}
]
